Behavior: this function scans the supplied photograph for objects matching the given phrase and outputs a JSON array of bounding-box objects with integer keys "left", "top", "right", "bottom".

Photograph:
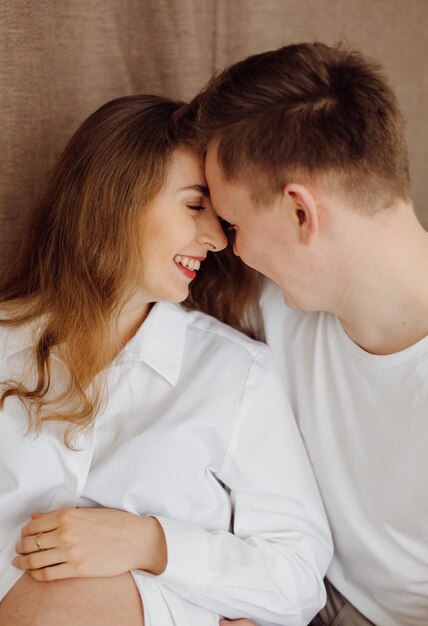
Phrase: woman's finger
[
  {"left": 16, "top": 529, "right": 58, "bottom": 555},
  {"left": 28, "top": 562, "right": 72, "bottom": 582},
  {"left": 12, "top": 548, "right": 65, "bottom": 571},
  {"left": 21, "top": 516, "right": 57, "bottom": 538},
  {"left": 21, "top": 508, "right": 73, "bottom": 537}
]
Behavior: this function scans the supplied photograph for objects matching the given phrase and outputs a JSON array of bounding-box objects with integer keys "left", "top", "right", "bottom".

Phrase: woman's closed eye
[{"left": 186, "top": 204, "right": 206, "bottom": 212}]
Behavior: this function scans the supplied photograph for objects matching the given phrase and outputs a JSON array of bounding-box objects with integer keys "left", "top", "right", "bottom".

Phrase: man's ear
[{"left": 283, "top": 183, "right": 319, "bottom": 244}]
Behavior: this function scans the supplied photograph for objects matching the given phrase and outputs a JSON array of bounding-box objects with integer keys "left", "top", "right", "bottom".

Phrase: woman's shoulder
[
  {"left": 182, "top": 305, "right": 267, "bottom": 360},
  {"left": 179, "top": 305, "right": 286, "bottom": 401}
]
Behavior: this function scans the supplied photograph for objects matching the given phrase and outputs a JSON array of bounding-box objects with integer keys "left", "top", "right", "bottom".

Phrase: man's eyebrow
[{"left": 179, "top": 184, "right": 209, "bottom": 196}]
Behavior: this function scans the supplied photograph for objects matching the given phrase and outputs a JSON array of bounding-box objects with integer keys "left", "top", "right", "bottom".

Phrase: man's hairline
[{"left": 203, "top": 134, "right": 409, "bottom": 217}]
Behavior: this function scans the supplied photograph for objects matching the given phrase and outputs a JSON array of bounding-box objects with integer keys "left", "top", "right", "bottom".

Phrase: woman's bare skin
[{"left": 0, "top": 572, "right": 144, "bottom": 626}]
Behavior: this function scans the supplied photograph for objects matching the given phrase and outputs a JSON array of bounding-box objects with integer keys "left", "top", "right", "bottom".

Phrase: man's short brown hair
[{"left": 196, "top": 42, "right": 410, "bottom": 211}]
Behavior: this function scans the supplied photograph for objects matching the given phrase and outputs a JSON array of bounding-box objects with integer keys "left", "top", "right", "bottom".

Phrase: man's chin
[
  {"left": 281, "top": 290, "right": 317, "bottom": 312},
  {"left": 281, "top": 289, "right": 299, "bottom": 310}
]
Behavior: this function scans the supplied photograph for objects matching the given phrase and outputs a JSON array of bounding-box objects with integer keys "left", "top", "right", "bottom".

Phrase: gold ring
[{"left": 35, "top": 532, "right": 43, "bottom": 551}]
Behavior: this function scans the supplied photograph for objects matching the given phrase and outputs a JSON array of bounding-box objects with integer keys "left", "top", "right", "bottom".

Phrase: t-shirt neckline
[{"left": 332, "top": 314, "right": 428, "bottom": 368}]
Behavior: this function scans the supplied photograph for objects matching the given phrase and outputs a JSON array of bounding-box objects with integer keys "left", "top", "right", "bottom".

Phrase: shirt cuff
[{"left": 152, "top": 515, "right": 211, "bottom": 591}]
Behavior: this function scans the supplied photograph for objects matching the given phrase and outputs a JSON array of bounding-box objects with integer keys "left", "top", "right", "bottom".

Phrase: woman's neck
[{"left": 111, "top": 298, "right": 153, "bottom": 357}]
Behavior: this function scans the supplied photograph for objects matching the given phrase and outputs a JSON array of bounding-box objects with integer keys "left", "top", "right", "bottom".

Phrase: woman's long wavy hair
[{"left": 0, "top": 95, "right": 262, "bottom": 446}]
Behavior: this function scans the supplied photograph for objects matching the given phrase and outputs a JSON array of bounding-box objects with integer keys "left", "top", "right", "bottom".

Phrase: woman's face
[{"left": 137, "top": 149, "right": 228, "bottom": 305}]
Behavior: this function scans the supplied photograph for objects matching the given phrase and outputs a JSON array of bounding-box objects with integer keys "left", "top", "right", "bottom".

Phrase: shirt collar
[
  {"left": 4, "top": 302, "right": 188, "bottom": 388},
  {"left": 119, "top": 301, "right": 188, "bottom": 387}
]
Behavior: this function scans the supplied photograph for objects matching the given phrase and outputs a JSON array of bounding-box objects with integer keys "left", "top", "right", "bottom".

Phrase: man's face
[{"left": 205, "top": 143, "right": 304, "bottom": 307}]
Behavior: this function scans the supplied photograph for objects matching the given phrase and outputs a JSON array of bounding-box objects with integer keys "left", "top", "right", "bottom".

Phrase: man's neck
[{"left": 334, "top": 204, "right": 428, "bottom": 355}]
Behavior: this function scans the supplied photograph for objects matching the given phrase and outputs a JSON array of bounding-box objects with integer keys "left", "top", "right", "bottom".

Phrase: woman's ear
[{"left": 283, "top": 183, "right": 319, "bottom": 244}]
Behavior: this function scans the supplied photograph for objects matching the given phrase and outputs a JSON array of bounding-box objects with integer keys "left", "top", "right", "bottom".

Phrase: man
[{"left": 198, "top": 43, "right": 428, "bottom": 626}]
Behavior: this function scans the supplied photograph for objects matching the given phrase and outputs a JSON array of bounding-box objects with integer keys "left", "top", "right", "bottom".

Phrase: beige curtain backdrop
[{"left": 1, "top": 0, "right": 427, "bottom": 270}]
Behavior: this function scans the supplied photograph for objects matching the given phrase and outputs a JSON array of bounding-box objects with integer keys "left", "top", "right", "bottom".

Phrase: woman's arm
[{"left": 146, "top": 347, "right": 333, "bottom": 626}]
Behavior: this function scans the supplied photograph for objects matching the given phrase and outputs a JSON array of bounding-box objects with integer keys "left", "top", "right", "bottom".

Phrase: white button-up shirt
[{"left": 0, "top": 301, "right": 332, "bottom": 626}]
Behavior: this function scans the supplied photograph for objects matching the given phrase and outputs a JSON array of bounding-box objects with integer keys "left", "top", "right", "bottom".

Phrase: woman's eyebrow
[{"left": 180, "top": 184, "right": 209, "bottom": 196}]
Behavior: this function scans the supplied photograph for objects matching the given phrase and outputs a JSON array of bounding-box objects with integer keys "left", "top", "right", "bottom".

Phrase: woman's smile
[{"left": 173, "top": 254, "right": 205, "bottom": 279}]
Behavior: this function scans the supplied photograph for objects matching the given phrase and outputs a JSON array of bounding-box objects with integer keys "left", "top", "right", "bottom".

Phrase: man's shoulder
[
  {"left": 260, "top": 280, "right": 323, "bottom": 334},
  {"left": 259, "top": 280, "right": 340, "bottom": 382}
]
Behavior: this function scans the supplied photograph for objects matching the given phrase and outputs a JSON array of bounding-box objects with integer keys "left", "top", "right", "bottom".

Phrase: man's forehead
[
  {"left": 204, "top": 144, "right": 227, "bottom": 210},
  {"left": 205, "top": 142, "right": 223, "bottom": 180},
  {"left": 205, "top": 142, "right": 257, "bottom": 221},
  {"left": 205, "top": 145, "right": 243, "bottom": 195}
]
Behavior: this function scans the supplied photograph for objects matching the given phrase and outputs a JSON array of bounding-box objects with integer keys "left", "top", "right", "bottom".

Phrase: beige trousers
[{"left": 310, "top": 579, "right": 376, "bottom": 626}]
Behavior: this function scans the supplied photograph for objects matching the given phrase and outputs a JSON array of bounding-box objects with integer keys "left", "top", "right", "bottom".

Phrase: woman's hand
[{"left": 13, "top": 507, "right": 167, "bottom": 582}]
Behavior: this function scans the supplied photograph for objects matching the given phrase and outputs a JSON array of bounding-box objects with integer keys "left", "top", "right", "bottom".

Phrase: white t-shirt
[
  {"left": 261, "top": 280, "right": 428, "bottom": 626},
  {"left": 0, "top": 300, "right": 332, "bottom": 626}
]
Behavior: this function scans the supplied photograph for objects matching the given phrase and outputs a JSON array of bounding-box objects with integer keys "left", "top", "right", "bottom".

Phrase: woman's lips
[
  {"left": 174, "top": 261, "right": 196, "bottom": 280},
  {"left": 173, "top": 254, "right": 205, "bottom": 280}
]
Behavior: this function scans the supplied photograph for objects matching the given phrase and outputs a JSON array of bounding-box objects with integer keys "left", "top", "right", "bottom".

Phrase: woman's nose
[{"left": 199, "top": 211, "right": 228, "bottom": 252}]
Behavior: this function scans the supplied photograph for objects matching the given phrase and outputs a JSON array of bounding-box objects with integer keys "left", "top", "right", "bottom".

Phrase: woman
[{"left": 0, "top": 95, "right": 332, "bottom": 626}]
